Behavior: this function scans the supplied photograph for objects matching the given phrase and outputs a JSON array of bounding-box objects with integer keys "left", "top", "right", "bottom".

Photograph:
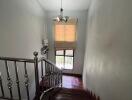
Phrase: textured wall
[
  {"left": 83, "top": 0, "right": 132, "bottom": 100},
  {"left": 0, "top": 0, "right": 47, "bottom": 99}
]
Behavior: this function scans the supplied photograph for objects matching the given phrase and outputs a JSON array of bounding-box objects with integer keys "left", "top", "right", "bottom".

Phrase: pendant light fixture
[{"left": 54, "top": 0, "right": 69, "bottom": 22}]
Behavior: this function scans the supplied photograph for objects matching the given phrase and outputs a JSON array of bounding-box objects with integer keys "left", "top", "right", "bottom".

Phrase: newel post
[{"left": 33, "top": 52, "right": 40, "bottom": 100}]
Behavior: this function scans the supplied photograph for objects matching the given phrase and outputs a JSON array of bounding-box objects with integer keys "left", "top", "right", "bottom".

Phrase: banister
[
  {"left": 0, "top": 57, "right": 34, "bottom": 63},
  {"left": 38, "top": 57, "right": 61, "bottom": 70},
  {"left": 0, "top": 51, "right": 62, "bottom": 100}
]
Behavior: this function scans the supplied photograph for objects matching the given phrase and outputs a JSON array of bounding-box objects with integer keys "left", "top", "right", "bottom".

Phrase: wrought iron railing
[{"left": 0, "top": 51, "right": 62, "bottom": 100}]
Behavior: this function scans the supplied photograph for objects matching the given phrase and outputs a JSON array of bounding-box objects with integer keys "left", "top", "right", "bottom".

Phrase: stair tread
[{"left": 50, "top": 88, "right": 91, "bottom": 100}]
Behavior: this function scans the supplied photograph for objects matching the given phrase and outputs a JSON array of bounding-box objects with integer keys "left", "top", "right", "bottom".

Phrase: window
[
  {"left": 54, "top": 19, "right": 77, "bottom": 50},
  {"left": 54, "top": 19, "right": 77, "bottom": 69},
  {"left": 55, "top": 50, "right": 74, "bottom": 70}
]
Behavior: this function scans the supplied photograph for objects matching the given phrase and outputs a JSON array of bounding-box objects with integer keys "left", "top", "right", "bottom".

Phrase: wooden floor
[
  {"left": 51, "top": 75, "right": 99, "bottom": 100},
  {"left": 41, "top": 75, "right": 100, "bottom": 100},
  {"left": 62, "top": 75, "right": 83, "bottom": 89}
]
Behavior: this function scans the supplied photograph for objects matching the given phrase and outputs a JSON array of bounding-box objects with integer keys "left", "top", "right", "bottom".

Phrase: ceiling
[{"left": 38, "top": 0, "right": 90, "bottom": 11}]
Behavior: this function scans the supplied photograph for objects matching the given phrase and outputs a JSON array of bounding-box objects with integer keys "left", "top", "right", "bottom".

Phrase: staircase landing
[{"left": 41, "top": 75, "right": 100, "bottom": 100}]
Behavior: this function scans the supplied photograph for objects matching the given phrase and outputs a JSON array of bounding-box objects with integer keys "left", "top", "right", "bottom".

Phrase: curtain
[{"left": 54, "top": 19, "right": 77, "bottom": 50}]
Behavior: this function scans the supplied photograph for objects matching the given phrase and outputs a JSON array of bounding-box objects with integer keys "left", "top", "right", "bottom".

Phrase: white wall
[
  {"left": 47, "top": 10, "right": 87, "bottom": 74},
  {"left": 0, "top": 0, "right": 47, "bottom": 99},
  {"left": 83, "top": 0, "right": 132, "bottom": 100}
]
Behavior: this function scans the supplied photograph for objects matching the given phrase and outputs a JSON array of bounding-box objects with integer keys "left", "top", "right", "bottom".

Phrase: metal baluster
[
  {"left": 52, "top": 65, "right": 54, "bottom": 86},
  {"left": 49, "top": 64, "right": 52, "bottom": 87},
  {"left": 47, "top": 63, "right": 50, "bottom": 87},
  {"left": 59, "top": 70, "right": 61, "bottom": 84},
  {"left": 61, "top": 69, "right": 63, "bottom": 87},
  {"left": 57, "top": 69, "right": 59, "bottom": 85},
  {"left": 47, "top": 62, "right": 50, "bottom": 74},
  {"left": 56, "top": 68, "right": 58, "bottom": 85},
  {"left": 45, "top": 61, "right": 47, "bottom": 75},
  {"left": 55, "top": 68, "right": 57, "bottom": 86},
  {"left": 45, "top": 62, "right": 48, "bottom": 87},
  {"left": 41, "top": 60, "right": 44, "bottom": 91},
  {"left": 51, "top": 65, "right": 54, "bottom": 86},
  {"left": 14, "top": 61, "right": 21, "bottom": 100},
  {"left": 41, "top": 60, "right": 44, "bottom": 79},
  {"left": 33, "top": 52, "right": 40, "bottom": 100},
  {"left": 24, "top": 62, "right": 30, "bottom": 100},
  {"left": 52, "top": 65, "right": 55, "bottom": 87},
  {"left": 56, "top": 69, "right": 58, "bottom": 85},
  {"left": 44, "top": 61, "right": 46, "bottom": 88},
  {"left": 54, "top": 67, "right": 56, "bottom": 86},
  {"left": 50, "top": 64, "right": 52, "bottom": 87},
  {"left": 0, "top": 73, "right": 5, "bottom": 97},
  {"left": 5, "top": 61, "right": 13, "bottom": 99},
  {"left": 60, "top": 70, "right": 62, "bottom": 85},
  {"left": 47, "top": 63, "right": 50, "bottom": 88}
]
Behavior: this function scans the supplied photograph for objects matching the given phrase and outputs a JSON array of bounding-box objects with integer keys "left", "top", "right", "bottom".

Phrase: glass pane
[
  {"left": 56, "top": 56, "right": 64, "bottom": 69},
  {"left": 64, "top": 57, "right": 73, "bottom": 69},
  {"left": 56, "top": 50, "right": 64, "bottom": 55},
  {"left": 65, "top": 50, "right": 73, "bottom": 56}
]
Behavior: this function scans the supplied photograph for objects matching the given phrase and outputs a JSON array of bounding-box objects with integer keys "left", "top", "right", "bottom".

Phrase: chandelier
[{"left": 54, "top": 0, "right": 69, "bottom": 22}]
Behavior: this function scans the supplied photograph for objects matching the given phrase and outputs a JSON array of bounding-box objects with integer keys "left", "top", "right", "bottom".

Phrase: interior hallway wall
[
  {"left": 0, "top": 0, "right": 47, "bottom": 99},
  {"left": 83, "top": 0, "right": 132, "bottom": 100},
  {"left": 47, "top": 10, "right": 87, "bottom": 75}
]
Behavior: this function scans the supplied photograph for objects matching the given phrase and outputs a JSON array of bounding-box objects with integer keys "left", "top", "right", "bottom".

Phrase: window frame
[{"left": 55, "top": 49, "right": 75, "bottom": 70}]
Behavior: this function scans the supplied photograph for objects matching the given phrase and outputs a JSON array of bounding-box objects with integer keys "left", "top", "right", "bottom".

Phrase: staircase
[{"left": 0, "top": 51, "right": 100, "bottom": 100}]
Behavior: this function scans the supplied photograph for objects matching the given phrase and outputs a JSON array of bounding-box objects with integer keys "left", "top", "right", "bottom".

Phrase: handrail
[
  {"left": 0, "top": 97, "right": 17, "bottom": 100},
  {"left": 38, "top": 57, "right": 61, "bottom": 70},
  {"left": 0, "top": 57, "right": 34, "bottom": 63}
]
